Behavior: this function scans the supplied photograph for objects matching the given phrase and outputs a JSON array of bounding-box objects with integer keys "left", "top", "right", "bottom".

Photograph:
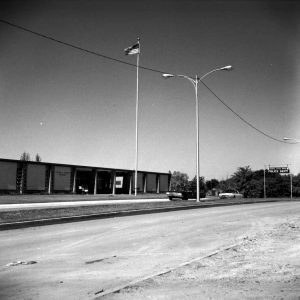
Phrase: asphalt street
[{"left": 0, "top": 201, "right": 299, "bottom": 299}]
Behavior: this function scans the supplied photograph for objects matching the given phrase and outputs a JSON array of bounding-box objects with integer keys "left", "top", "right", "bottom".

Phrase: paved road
[{"left": 0, "top": 201, "right": 299, "bottom": 299}]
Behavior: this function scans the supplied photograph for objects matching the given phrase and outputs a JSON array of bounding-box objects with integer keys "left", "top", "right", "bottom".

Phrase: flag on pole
[{"left": 124, "top": 42, "right": 140, "bottom": 55}]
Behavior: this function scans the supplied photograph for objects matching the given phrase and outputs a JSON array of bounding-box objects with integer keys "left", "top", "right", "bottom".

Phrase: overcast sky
[{"left": 0, "top": 0, "right": 299, "bottom": 179}]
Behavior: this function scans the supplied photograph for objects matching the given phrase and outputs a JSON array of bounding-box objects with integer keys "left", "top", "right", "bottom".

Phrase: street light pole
[
  {"left": 195, "top": 76, "right": 200, "bottom": 203},
  {"left": 163, "top": 65, "right": 233, "bottom": 202}
]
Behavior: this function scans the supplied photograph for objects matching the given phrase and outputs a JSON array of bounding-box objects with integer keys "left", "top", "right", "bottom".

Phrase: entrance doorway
[
  {"left": 96, "top": 171, "right": 112, "bottom": 194},
  {"left": 115, "top": 172, "right": 131, "bottom": 194},
  {"left": 76, "top": 169, "right": 93, "bottom": 194}
]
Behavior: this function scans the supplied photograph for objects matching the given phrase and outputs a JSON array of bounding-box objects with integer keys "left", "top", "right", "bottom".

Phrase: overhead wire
[
  {"left": 0, "top": 18, "right": 294, "bottom": 144},
  {"left": 200, "top": 81, "right": 293, "bottom": 144},
  {"left": 0, "top": 19, "right": 165, "bottom": 74}
]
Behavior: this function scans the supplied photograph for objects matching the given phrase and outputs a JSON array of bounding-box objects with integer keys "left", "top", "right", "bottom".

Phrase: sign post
[{"left": 263, "top": 165, "right": 266, "bottom": 199}]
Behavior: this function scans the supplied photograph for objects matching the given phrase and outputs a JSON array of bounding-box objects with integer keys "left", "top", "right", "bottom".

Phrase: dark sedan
[{"left": 166, "top": 190, "right": 206, "bottom": 200}]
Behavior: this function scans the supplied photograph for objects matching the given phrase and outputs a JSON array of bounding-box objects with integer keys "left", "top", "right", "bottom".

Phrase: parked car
[
  {"left": 219, "top": 190, "right": 243, "bottom": 199},
  {"left": 166, "top": 190, "right": 206, "bottom": 200}
]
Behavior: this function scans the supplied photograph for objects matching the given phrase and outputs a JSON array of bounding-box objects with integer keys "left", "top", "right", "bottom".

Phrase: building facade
[{"left": 0, "top": 158, "right": 170, "bottom": 195}]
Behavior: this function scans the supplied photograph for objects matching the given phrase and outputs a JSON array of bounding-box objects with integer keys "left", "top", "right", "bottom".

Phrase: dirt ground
[{"left": 103, "top": 215, "right": 300, "bottom": 300}]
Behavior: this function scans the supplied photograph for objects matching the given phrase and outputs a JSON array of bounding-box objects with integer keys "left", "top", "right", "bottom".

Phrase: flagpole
[{"left": 134, "top": 38, "right": 140, "bottom": 196}]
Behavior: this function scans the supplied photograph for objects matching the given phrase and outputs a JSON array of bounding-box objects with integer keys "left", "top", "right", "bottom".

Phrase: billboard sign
[{"left": 268, "top": 166, "right": 290, "bottom": 174}]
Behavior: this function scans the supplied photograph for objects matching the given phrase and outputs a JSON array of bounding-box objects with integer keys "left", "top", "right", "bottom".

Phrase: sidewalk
[
  {"left": 0, "top": 198, "right": 170, "bottom": 211},
  {"left": 0, "top": 193, "right": 168, "bottom": 204}
]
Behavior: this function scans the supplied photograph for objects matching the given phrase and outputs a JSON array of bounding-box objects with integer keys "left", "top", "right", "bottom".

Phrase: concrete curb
[{"left": 0, "top": 199, "right": 293, "bottom": 231}]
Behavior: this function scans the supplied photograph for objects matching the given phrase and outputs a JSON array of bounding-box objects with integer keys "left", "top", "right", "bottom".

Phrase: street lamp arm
[
  {"left": 283, "top": 137, "right": 300, "bottom": 143},
  {"left": 200, "top": 68, "right": 219, "bottom": 81},
  {"left": 162, "top": 65, "right": 232, "bottom": 84},
  {"left": 200, "top": 66, "right": 233, "bottom": 81},
  {"left": 163, "top": 73, "right": 197, "bottom": 87},
  {"left": 177, "top": 74, "right": 197, "bottom": 87}
]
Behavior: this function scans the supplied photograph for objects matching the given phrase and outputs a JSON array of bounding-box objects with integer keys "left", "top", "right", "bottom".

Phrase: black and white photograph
[{"left": 0, "top": 0, "right": 299, "bottom": 299}]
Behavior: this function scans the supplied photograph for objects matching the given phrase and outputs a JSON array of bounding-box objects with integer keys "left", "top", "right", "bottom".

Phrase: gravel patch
[{"left": 103, "top": 216, "right": 300, "bottom": 299}]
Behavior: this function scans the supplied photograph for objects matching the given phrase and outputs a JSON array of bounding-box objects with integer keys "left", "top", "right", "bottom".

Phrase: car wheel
[{"left": 168, "top": 197, "right": 173, "bottom": 200}]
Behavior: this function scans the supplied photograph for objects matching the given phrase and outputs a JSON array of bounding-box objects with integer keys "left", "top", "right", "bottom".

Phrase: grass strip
[
  {"left": 0, "top": 201, "right": 198, "bottom": 224},
  {"left": 1, "top": 198, "right": 297, "bottom": 224}
]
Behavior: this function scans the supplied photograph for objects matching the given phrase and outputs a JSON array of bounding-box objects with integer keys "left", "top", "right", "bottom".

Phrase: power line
[
  {"left": 0, "top": 19, "right": 166, "bottom": 74},
  {"left": 0, "top": 18, "right": 294, "bottom": 144},
  {"left": 201, "top": 81, "right": 293, "bottom": 144}
]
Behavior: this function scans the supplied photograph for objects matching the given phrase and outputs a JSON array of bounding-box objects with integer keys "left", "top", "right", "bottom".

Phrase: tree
[
  {"left": 170, "top": 171, "right": 189, "bottom": 191},
  {"left": 204, "top": 166, "right": 299, "bottom": 199},
  {"left": 35, "top": 153, "right": 42, "bottom": 162},
  {"left": 20, "top": 151, "right": 30, "bottom": 161},
  {"left": 264, "top": 171, "right": 291, "bottom": 197},
  {"left": 247, "top": 178, "right": 263, "bottom": 198},
  {"left": 219, "top": 177, "right": 237, "bottom": 193},
  {"left": 292, "top": 173, "right": 300, "bottom": 197},
  {"left": 206, "top": 178, "right": 219, "bottom": 190},
  {"left": 189, "top": 176, "right": 206, "bottom": 194},
  {"left": 231, "top": 166, "right": 253, "bottom": 197}
]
